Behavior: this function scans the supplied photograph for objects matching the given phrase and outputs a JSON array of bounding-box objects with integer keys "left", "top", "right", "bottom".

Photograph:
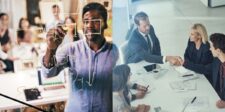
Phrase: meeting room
[{"left": 113, "top": 0, "right": 225, "bottom": 112}]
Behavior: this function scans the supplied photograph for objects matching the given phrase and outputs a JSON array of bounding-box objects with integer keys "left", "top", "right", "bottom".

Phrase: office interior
[
  {"left": 112, "top": 0, "right": 225, "bottom": 111},
  {"left": 1, "top": 0, "right": 225, "bottom": 111},
  {"left": 113, "top": 0, "right": 225, "bottom": 57},
  {"left": 0, "top": 0, "right": 111, "bottom": 111}
]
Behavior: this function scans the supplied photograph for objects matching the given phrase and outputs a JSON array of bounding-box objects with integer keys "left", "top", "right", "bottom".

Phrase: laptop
[{"left": 37, "top": 67, "right": 67, "bottom": 91}]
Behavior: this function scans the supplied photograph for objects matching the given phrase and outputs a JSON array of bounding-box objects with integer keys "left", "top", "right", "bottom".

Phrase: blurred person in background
[
  {"left": 61, "top": 16, "right": 81, "bottom": 45},
  {"left": 0, "top": 13, "right": 18, "bottom": 72},
  {"left": 46, "top": 4, "right": 64, "bottom": 31},
  {"left": 18, "top": 17, "right": 30, "bottom": 30}
]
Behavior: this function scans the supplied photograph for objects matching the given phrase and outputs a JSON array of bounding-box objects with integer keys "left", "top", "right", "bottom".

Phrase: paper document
[
  {"left": 170, "top": 80, "right": 197, "bottom": 91},
  {"left": 182, "top": 96, "right": 209, "bottom": 112},
  {"left": 175, "top": 66, "right": 193, "bottom": 75}
]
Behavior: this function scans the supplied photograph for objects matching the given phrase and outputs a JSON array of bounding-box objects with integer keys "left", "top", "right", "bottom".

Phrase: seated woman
[
  {"left": 182, "top": 23, "right": 213, "bottom": 82},
  {"left": 113, "top": 64, "right": 150, "bottom": 112},
  {"left": 209, "top": 33, "right": 225, "bottom": 108}
]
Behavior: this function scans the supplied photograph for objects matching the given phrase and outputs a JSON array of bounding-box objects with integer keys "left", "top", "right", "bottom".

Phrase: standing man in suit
[
  {"left": 123, "top": 11, "right": 181, "bottom": 65},
  {"left": 209, "top": 33, "right": 225, "bottom": 108}
]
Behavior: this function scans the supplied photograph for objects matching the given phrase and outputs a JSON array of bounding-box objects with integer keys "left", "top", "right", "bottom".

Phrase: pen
[
  {"left": 191, "top": 96, "right": 197, "bottom": 104},
  {"left": 183, "top": 77, "right": 199, "bottom": 82},
  {"left": 181, "top": 96, "right": 197, "bottom": 112},
  {"left": 146, "top": 85, "right": 149, "bottom": 92},
  {"left": 182, "top": 74, "right": 194, "bottom": 77}
]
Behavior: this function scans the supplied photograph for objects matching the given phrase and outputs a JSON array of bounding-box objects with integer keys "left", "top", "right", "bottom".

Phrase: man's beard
[{"left": 84, "top": 29, "right": 103, "bottom": 42}]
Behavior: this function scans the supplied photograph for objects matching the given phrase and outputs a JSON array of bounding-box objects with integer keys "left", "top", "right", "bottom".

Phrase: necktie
[
  {"left": 219, "top": 64, "right": 225, "bottom": 97},
  {"left": 145, "top": 35, "right": 152, "bottom": 52}
]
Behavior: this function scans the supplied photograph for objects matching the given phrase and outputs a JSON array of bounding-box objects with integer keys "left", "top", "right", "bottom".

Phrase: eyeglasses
[{"left": 83, "top": 19, "right": 102, "bottom": 25}]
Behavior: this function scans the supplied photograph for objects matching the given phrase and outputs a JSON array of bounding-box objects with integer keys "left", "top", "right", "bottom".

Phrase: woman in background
[
  {"left": 113, "top": 64, "right": 150, "bottom": 112},
  {"left": 61, "top": 16, "right": 81, "bottom": 45},
  {"left": 18, "top": 17, "right": 30, "bottom": 30},
  {"left": 182, "top": 23, "right": 213, "bottom": 82}
]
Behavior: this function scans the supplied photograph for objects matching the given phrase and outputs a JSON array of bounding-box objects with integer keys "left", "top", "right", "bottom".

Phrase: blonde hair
[{"left": 192, "top": 23, "right": 208, "bottom": 44}]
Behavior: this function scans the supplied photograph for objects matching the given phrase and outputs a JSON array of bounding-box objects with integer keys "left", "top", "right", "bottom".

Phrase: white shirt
[
  {"left": 12, "top": 43, "right": 36, "bottom": 60},
  {"left": 46, "top": 18, "right": 64, "bottom": 31}
]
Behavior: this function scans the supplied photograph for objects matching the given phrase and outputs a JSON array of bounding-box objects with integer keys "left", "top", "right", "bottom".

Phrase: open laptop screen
[{"left": 37, "top": 68, "right": 65, "bottom": 86}]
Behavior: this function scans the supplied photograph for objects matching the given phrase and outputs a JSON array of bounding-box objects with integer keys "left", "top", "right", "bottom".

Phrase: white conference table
[
  {"left": 0, "top": 69, "right": 69, "bottom": 110},
  {"left": 129, "top": 61, "right": 225, "bottom": 112}
]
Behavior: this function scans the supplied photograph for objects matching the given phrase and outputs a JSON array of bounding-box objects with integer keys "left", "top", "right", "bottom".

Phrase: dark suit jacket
[
  {"left": 183, "top": 40, "right": 213, "bottom": 81},
  {"left": 211, "top": 58, "right": 225, "bottom": 100},
  {"left": 123, "top": 25, "right": 163, "bottom": 64}
]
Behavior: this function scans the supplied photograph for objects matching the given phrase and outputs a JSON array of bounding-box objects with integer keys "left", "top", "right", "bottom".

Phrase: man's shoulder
[{"left": 105, "top": 41, "right": 119, "bottom": 51}]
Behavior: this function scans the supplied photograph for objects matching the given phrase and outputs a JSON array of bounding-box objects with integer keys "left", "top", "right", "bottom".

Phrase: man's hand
[
  {"left": 136, "top": 104, "right": 150, "bottom": 112},
  {"left": 46, "top": 27, "right": 65, "bottom": 50},
  {"left": 216, "top": 100, "right": 225, "bottom": 108},
  {"left": 135, "top": 91, "right": 146, "bottom": 99},
  {"left": 166, "top": 56, "right": 183, "bottom": 66},
  {"left": 43, "top": 26, "right": 66, "bottom": 68},
  {"left": 137, "top": 85, "right": 148, "bottom": 92}
]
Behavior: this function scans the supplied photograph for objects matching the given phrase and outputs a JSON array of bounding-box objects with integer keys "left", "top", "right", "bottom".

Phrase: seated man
[
  {"left": 123, "top": 12, "right": 181, "bottom": 65},
  {"left": 209, "top": 33, "right": 225, "bottom": 108}
]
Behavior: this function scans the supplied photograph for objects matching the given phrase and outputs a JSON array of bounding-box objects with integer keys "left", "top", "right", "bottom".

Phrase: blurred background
[{"left": 0, "top": 0, "right": 112, "bottom": 73}]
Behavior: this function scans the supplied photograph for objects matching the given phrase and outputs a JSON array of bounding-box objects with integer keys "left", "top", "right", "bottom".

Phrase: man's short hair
[
  {"left": 82, "top": 2, "right": 108, "bottom": 29},
  {"left": 210, "top": 33, "right": 225, "bottom": 53},
  {"left": 52, "top": 4, "right": 59, "bottom": 9},
  {"left": 134, "top": 11, "right": 149, "bottom": 25},
  {"left": 0, "top": 12, "right": 8, "bottom": 19}
]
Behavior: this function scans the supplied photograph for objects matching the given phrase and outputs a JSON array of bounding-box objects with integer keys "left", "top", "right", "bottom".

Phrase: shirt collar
[
  {"left": 83, "top": 39, "right": 107, "bottom": 54},
  {"left": 222, "top": 61, "right": 225, "bottom": 66},
  {"left": 138, "top": 29, "right": 147, "bottom": 37}
]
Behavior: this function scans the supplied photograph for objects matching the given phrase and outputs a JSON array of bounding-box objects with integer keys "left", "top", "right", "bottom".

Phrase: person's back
[
  {"left": 113, "top": 92, "right": 132, "bottom": 112},
  {"left": 113, "top": 65, "right": 150, "bottom": 112}
]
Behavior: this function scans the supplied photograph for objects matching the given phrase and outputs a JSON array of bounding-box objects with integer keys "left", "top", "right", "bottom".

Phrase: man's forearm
[{"left": 43, "top": 48, "right": 57, "bottom": 68}]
